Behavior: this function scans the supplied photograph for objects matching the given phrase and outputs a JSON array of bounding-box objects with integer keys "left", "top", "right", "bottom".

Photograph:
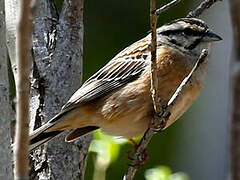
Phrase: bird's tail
[
  {"left": 29, "top": 124, "right": 63, "bottom": 152},
  {"left": 14, "top": 110, "right": 99, "bottom": 152},
  {"left": 28, "top": 116, "right": 99, "bottom": 152},
  {"left": 28, "top": 113, "right": 66, "bottom": 152}
]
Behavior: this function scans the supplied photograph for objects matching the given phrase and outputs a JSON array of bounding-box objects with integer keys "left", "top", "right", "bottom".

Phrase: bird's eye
[
  {"left": 183, "top": 28, "right": 194, "bottom": 35},
  {"left": 183, "top": 28, "right": 201, "bottom": 36}
]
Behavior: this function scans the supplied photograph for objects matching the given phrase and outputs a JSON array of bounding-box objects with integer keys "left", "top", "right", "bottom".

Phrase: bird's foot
[{"left": 126, "top": 139, "right": 149, "bottom": 168}]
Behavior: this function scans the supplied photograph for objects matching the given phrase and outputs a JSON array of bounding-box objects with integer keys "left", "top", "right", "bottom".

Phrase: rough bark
[
  {"left": 0, "top": 0, "right": 13, "bottom": 178},
  {"left": 4, "top": 0, "right": 19, "bottom": 79},
  {"left": 30, "top": 0, "right": 91, "bottom": 179},
  {"left": 229, "top": 0, "right": 240, "bottom": 179},
  {"left": 4, "top": 0, "right": 19, "bottom": 144}
]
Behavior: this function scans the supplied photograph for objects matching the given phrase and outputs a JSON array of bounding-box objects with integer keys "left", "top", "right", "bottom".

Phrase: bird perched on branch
[{"left": 29, "top": 18, "right": 222, "bottom": 152}]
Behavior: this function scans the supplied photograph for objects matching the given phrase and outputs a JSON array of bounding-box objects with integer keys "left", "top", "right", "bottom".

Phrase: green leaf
[
  {"left": 170, "top": 172, "right": 190, "bottom": 180},
  {"left": 145, "top": 166, "right": 172, "bottom": 180}
]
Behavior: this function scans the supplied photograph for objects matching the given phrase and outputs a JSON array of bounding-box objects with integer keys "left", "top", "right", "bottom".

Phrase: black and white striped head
[{"left": 157, "top": 18, "right": 222, "bottom": 58}]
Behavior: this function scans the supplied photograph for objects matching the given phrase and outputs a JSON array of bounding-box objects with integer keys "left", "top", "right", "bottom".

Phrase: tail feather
[
  {"left": 20, "top": 108, "right": 98, "bottom": 152},
  {"left": 29, "top": 130, "right": 63, "bottom": 152},
  {"left": 28, "top": 113, "right": 64, "bottom": 152}
]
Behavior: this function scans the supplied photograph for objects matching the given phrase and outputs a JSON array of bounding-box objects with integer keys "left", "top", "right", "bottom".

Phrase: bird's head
[{"left": 156, "top": 18, "right": 222, "bottom": 59}]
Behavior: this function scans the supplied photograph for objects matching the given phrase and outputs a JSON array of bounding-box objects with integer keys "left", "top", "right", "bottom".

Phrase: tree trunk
[
  {"left": 0, "top": 0, "right": 13, "bottom": 179},
  {"left": 4, "top": 0, "right": 18, "bottom": 79},
  {"left": 4, "top": 0, "right": 90, "bottom": 179},
  {"left": 29, "top": 0, "right": 91, "bottom": 179}
]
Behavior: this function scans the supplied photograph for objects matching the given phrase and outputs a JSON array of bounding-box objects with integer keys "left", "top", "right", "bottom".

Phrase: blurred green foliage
[
  {"left": 83, "top": 0, "right": 195, "bottom": 179},
  {"left": 145, "top": 166, "right": 189, "bottom": 180},
  {"left": 88, "top": 132, "right": 190, "bottom": 180}
]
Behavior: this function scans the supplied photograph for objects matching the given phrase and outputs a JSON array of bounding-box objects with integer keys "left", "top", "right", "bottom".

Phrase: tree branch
[
  {"left": 156, "top": 0, "right": 184, "bottom": 16},
  {"left": 14, "top": 0, "right": 32, "bottom": 179},
  {"left": 156, "top": 0, "right": 221, "bottom": 19},
  {"left": 186, "top": 0, "right": 222, "bottom": 18},
  {"left": 150, "top": 0, "right": 161, "bottom": 126}
]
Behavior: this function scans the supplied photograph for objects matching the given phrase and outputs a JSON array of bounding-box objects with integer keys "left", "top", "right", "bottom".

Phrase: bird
[{"left": 29, "top": 18, "right": 222, "bottom": 152}]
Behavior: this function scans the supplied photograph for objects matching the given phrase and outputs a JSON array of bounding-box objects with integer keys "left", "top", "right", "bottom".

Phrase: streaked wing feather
[
  {"left": 62, "top": 36, "right": 151, "bottom": 110},
  {"left": 62, "top": 59, "right": 150, "bottom": 110}
]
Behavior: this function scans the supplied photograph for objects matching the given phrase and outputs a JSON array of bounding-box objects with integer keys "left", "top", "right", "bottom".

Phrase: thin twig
[
  {"left": 156, "top": 0, "right": 184, "bottom": 16},
  {"left": 14, "top": 0, "right": 32, "bottom": 179},
  {"left": 124, "top": 1, "right": 158, "bottom": 179},
  {"left": 150, "top": 0, "right": 160, "bottom": 124},
  {"left": 186, "top": 0, "right": 222, "bottom": 18}
]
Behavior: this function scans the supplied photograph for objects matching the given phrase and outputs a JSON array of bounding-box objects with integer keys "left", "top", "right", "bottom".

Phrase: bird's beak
[{"left": 202, "top": 29, "right": 222, "bottom": 42}]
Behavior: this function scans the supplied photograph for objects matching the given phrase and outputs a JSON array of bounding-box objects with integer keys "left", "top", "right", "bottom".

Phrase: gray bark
[
  {"left": 4, "top": 0, "right": 19, "bottom": 79},
  {"left": 30, "top": 0, "right": 91, "bottom": 179},
  {"left": 0, "top": 0, "right": 13, "bottom": 179}
]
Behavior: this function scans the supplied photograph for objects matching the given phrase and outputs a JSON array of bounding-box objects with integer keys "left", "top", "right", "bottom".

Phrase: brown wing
[{"left": 62, "top": 37, "right": 151, "bottom": 110}]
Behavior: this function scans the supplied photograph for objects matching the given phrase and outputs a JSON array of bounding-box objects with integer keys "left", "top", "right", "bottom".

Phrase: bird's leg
[
  {"left": 126, "top": 138, "right": 149, "bottom": 168},
  {"left": 126, "top": 139, "right": 138, "bottom": 160},
  {"left": 129, "top": 138, "right": 138, "bottom": 148},
  {"left": 150, "top": 105, "right": 170, "bottom": 132}
]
